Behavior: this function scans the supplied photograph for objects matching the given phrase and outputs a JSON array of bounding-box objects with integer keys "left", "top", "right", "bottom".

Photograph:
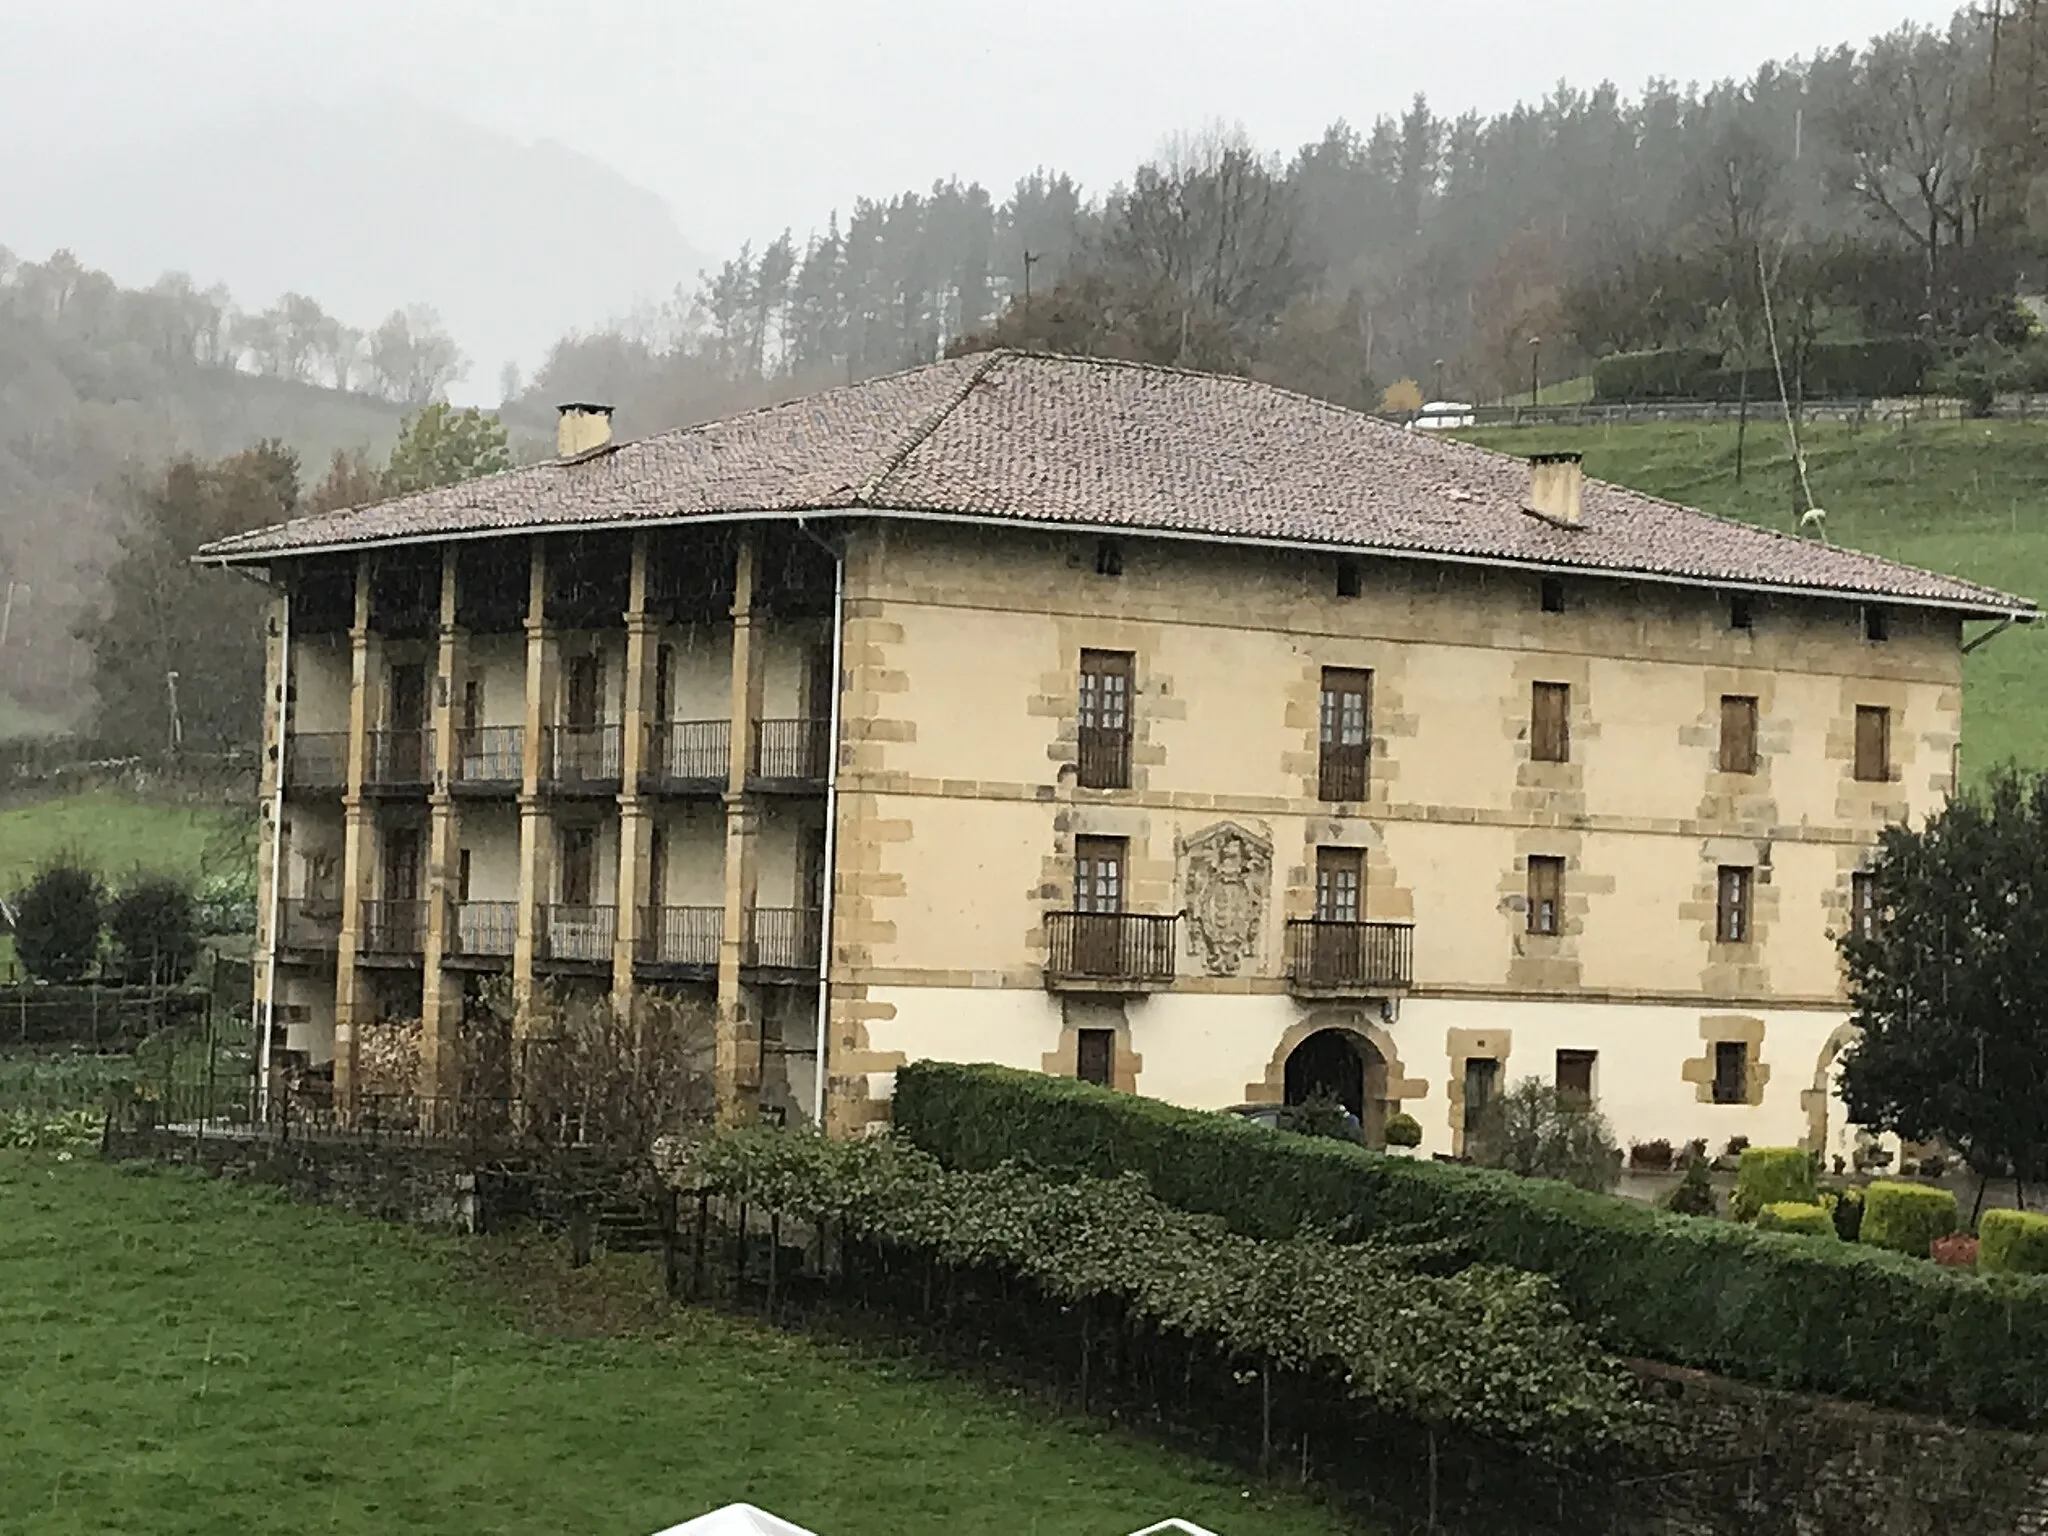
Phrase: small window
[
  {"left": 1556, "top": 1049, "right": 1596, "bottom": 1102},
  {"left": 1729, "top": 595, "right": 1754, "bottom": 631},
  {"left": 1712, "top": 1041, "right": 1749, "bottom": 1105},
  {"left": 1850, "top": 872, "right": 1878, "bottom": 940},
  {"left": 1854, "top": 706, "right": 1890, "bottom": 783},
  {"left": 1094, "top": 539, "right": 1124, "bottom": 578},
  {"left": 1076, "top": 1028, "right": 1115, "bottom": 1087},
  {"left": 1864, "top": 604, "right": 1890, "bottom": 643},
  {"left": 1719, "top": 695, "right": 1759, "bottom": 775},
  {"left": 1076, "top": 650, "right": 1134, "bottom": 790},
  {"left": 1539, "top": 577, "right": 1565, "bottom": 613},
  {"left": 1335, "top": 557, "right": 1362, "bottom": 598},
  {"left": 1526, "top": 855, "right": 1564, "bottom": 935},
  {"left": 1531, "top": 682, "right": 1571, "bottom": 763},
  {"left": 1463, "top": 1057, "right": 1501, "bottom": 1133},
  {"left": 1716, "top": 865, "right": 1752, "bottom": 944}
]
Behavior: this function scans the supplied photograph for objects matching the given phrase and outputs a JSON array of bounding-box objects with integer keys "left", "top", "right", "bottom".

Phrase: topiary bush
[
  {"left": 1731, "top": 1146, "right": 1817, "bottom": 1222},
  {"left": 1757, "top": 1202, "right": 1836, "bottom": 1239},
  {"left": 107, "top": 874, "right": 200, "bottom": 985},
  {"left": 1831, "top": 1188, "right": 1865, "bottom": 1242},
  {"left": 13, "top": 859, "right": 103, "bottom": 983},
  {"left": 1860, "top": 1180, "right": 1959, "bottom": 1258},
  {"left": 1980, "top": 1210, "right": 2048, "bottom": 1276},
  {"left": 1384, "top": 1110, "right": 1422, "bottom": 1148},
  {"left": 1663, "top": 1157, "right": 1716, "bottom": 1218}
]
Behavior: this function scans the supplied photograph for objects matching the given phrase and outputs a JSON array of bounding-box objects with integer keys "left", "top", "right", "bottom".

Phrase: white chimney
[
  {"left": 1525, "top": 451, "right": 1584, "bottom": 527},
  {"left": 556, "top": 402, "right": 615, "bottom": 459}
]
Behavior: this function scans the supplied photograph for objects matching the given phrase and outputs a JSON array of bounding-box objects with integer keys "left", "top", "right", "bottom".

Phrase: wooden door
[{"left": 1072, "top": 836, "right": 1126, "bottom": 975}]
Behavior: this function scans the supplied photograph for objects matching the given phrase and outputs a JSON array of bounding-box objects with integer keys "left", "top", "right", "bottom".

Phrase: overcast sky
[{"left": 6, "top": 0, "right": 1964, "bottom": 256}]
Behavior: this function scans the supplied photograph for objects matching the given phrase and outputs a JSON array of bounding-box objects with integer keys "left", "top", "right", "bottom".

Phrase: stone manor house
[{"left": 199, "top": 351, "right": 2035, "bottom": 1158}]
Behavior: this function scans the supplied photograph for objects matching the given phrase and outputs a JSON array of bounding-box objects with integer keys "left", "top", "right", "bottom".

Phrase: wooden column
[
  {"left": 331, "top": 554, "right": 378, "bottom": 1109},
  {"left": 251, "top": 591, "right": 288, "bottom": 1104},
  {"left": 715, "top": 534, "right": 766, "bottom": 1126},
  {"left": 613, "top": 534, "right": 656, "bottom": 1006},
  {"left": 513, "top": 540, "right": 556, "bottom": 1042},
  {"left": 419, "top": 547, "right": 464, "bottom": 1102}
]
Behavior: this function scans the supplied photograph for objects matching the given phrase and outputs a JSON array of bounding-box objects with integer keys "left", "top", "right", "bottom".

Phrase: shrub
[
  {"left": 1629, "top": 1139, "right": 1674, "bottom": 1170},
  {"left": 107, "top": 875, "right": 200, "bottom": 985},
  {"left": 1662, "top": 1158, "right": 1716, "bottom": 1218},
  {"left": 1831, "top": 1188, "right": 1865, "bottom": 1242},
  {"left": 892, "top": 1063, "right": 2048, "bottom": 1426},
  {"left": 1277, "top": 1089, "right": 1357, "bottom": 1144},
  {"left": 1756, "top": 1202, "right": 1836, "bottom": 1239},
  {"left": 1590, "top": 348, "right": 1723, "bottom": 402},
  {"left": 1860, "top": 1180, "right": 1959, "bottom": 1258},
  {"left": 13, "top": 860, "right": 103, "bottom": 983},
  {"left": 1384, "top": 1110, "right": 1422, "bottom": 1148},
  {"left": 1468, "top": 1077, "right": 1622, "bottom": 1192},
  {"left": 1980, "top": 1210, "right": 2048, "bottom": 1276},
  {"left": 1731, "top": 1147, "right": 1818, "bottom": 1223}
]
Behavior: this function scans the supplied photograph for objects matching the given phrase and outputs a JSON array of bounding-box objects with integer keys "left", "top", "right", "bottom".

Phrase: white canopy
[{"left": 649, "top": 1505, "right": 820, "bottom": 1536}]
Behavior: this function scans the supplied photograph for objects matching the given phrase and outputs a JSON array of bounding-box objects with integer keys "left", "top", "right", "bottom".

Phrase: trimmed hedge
[
  {"left": 1980, "top": 1210, "right": 2048, "bottom": 1276},
  {"left": 1861, "top": 1181, "right": 1959, "bottom": 1258},
  {"left": 1732, "top": 1147, "right": 1817, "bottom": 1222},
  {"left": 892, "top": 1062, "right": 2048, "bottom": 1426},
  {"left": 1590, "top": 348, "right": 1723, "bottom": 402},
  {"left": 1591, "top": 340, "right": 1932, "bottom": 404},
  {"left": 1756, "top": 1202, "right": 1836, "bottom": 1239}
]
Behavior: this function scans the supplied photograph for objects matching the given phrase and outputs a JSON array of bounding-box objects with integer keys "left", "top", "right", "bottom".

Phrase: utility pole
[
  {"left": 1022, "top": 249, "right": 1041, "bottom": 306},
  {"left": 0, "top": 581, "right": 18, "bottom": 652},
  {"left": 165, "top": 670, "right": 183, "bottom": 755},
  {"left": 1528, "top": 335, "right": 1542, "bottom": 408}
]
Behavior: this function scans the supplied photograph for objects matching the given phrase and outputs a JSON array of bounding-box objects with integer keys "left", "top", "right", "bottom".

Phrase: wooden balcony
[
  {"left": 365, "top": 730, "right": 434, "bottom": 794},
  {"left": 537, "top": 903, "right": 616, "bottom": 968},
  {"left": 636, "top": 904, "right": 722, "bottom": 977},
  {"left": 451, "top": 727, "right": 523, "bottom": 794},
  {"left": 745, "top": 906, "right": 822, "bottom": 975},
  {"left": 749, "top": 718, "right": 830, "bottom": 787},
  {"left": 282, "top": 733, "right": 347, "bottom": 795},
  {"left": 359, "top": 899, "right": 426, "bottom": 958},
  {"left": 1044, "top": 911, "right": 1178, "bottom": 991},
  {"left": 541, "top": 725, "right": 622, "bottom": 796},
  {"left": 447, "top": 901, "right": 518, "bottom": 968},
  {"left": 1284, "top": 919, "right": 1414, "bottom": 995},
  {"left": 277, "top": 898, "right": 341, "bottom": 957},
  {"left": 642, "top": 721, "right": 731, "bottom": 795}
]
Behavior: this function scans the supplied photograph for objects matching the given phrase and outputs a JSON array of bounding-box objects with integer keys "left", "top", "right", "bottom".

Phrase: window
[
  {"left": 1539, "top": 576, "right": 1565, "bottom": 613},
  {"left": 387, "top": 662, "right": 427, "bottom": 731},
  {"left": 1314, "top": 847, "right": 1364, "bottom": 924},
  {"left": 1335, "top": 557, "right": 1362, "bottom": 599},
  {"left": 1094, "top": 539, "right": 1123, "bottom": 577},
  {"left": 1556, "top": 1049, "right": 1596, "bottom": 1102},
  {"left": 1854, "top": 706, "right": 1890, "bottom": 783},
  {"left": 1729, "top": 595, "right": 1754, "bottom": 631},
  {"left": 1719, "top": 695, "right": 1759, "bottom": 775},
  {"left": 564, "top": 653, "right": 603, "bottom": 727},
  {"left": 382, "top": 826, "right": 422, "bottom": 901},
  {"left": 456, "top": 847, "right": 473, "bottom": 904},
  {"left": 1526, "top": 855, "right": 1563, "bottom": 935},
  {"left": 1712, "top": 1041, "right": 1749, "bottom": 1105},
  {"left": 460, "top": 675, "right": 484, "bottom": 734},
  {"left": 1462, "top": 1057, "right": 1501, "bottom": 1133},
  {"left": 1530, "top": 682, "right": 1571, "bottom": 763},
  {"left": 653, "top": 643, "right": 674, "bottom": 723},
  {"left": 1850, "top": 872, "right": 1878, "bottom": 939},
  {"left": 1865, "top": 604, "right": 1890, "bottom": 643},
  {"left": 1076, "top": 1028, "right": 1115, "bottom": 1087},
  {"left": 1073, "top": 837, "right": 1126, "bottom": 914},
  {"left": 1716, "top": 865, "right": 1752, "bottom": 943},
  {"left": 1076, "top": 650, "right": 1133, "bottom": 789},
  {"left": 559, "top": 825, "right": 598, "bottom": 906},
  {"left": 1318, "top": 667, "right": 1371, "bottom": 801}
]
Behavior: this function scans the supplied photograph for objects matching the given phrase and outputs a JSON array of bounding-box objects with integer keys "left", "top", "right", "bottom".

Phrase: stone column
[
  {"left": 715, "top": 534, "right": 766, "bottom": 1125},
  {"left": 612, "top": 534, "right": 656, "bottom": 1008},
  {"left": 419, "top": 547, "right": 464, "bottom": 1102},
  {"left": 251, "top": 591, "right": 288, "bottom": 1105},
  {"left": 513, "top": 539, "right": 556, "bottom": 1052},
  {"left": 332, "top": 554, "right": 378, "bottom": 1109}
]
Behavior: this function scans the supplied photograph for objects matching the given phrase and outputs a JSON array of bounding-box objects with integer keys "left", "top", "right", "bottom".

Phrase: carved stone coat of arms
[{"left": 1180, "top": 822, "right": 1273, "bottom": 976}]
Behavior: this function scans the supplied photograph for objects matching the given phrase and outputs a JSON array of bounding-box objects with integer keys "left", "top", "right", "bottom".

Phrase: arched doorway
[{"left": 1283, "top": 1027, "right": 1391, "bottom": 1145}]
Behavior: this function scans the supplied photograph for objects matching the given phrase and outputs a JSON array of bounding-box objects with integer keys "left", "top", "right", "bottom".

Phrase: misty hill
[{"left": 0, "top": 98, "right": 702, "bottom": 395}]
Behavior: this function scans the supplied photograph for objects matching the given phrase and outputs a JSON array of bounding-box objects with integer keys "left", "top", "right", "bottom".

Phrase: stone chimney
[
  {"left": 556, "top": 402, "right": 615, "bottom": 459},
  {"left": 1526, "top": 451, "right": 1584, "bottom": 527}
]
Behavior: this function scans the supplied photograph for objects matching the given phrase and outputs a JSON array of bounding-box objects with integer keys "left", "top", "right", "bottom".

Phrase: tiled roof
[{"left": 199, "top": 351, "right": 2033, "bottom": 617}]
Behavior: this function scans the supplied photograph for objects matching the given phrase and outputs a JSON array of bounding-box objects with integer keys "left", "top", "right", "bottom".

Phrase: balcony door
[
  {"left": 1073, "top": 836, "right": 1126, "bottom": 975},
  {"left": 382, "top": 826, "right": 422, "bottom": 903},
  {"left": 1318, "top": 667, "right": 1370, "bottom": 802},
  {"left": 1310, "top": 847, "right": 1365, "bottom": 984},
  {"left": 559, "top": 825, "right": 598, "bottom": 910},
  {"left": 388, "top": 661, "right": 428, "bottom": 780},
  {"left": 561, "top": 654, "right": 606, "bottom": 780}
]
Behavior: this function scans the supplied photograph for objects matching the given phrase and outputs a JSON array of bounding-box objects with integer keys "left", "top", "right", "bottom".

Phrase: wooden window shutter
[
  {"left": 1531, "top": 682, "right": 1570, "bottom": 763},
  {"left": 1854, "top": 706, "right": 1890, "bottom": 783},
  {"left": 1719, "top": 695, "right": 1758, "bottom": 774}
]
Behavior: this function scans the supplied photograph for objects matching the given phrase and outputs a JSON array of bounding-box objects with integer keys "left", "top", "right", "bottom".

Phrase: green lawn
[
  {"left": 0, "top": 1151, "right": 1357, "bottom": 1536},
  {"left": 1459, "top": 418, "right": 2048, "bottom": 780},
  {"left": 0, "top": 791, "right": 247, "bottom": 893}
]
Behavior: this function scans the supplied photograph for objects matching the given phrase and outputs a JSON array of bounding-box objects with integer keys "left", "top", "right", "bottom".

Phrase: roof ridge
[{"left": 854, "top": 350, "right": 1007, "bottom": 504}]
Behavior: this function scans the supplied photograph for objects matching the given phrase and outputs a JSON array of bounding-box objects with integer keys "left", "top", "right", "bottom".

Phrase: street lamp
[
  {"left": 1432, "top": 358, "right": 1445, "bottom": 402},
  {"left": 1528, "top": 335, "right": 1542, "bottom": 408}
]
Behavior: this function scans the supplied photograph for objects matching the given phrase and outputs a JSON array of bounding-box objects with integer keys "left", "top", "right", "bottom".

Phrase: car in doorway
[{"left": 1221, "top": 1101, "right": 1366, "bottom": 1145}]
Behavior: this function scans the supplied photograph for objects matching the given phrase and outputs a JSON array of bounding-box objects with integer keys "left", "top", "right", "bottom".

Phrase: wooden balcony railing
[
  {"left": 449, "top": 901, "right": 519, "bottom": 959},
  {"left": 366, "top": 729, "right": 434, "bottom": 790},
  {"left": 751, "top": 718, "right": 831, "bottom": 783},
  {"left": 1317, "top": 742, "right": 1370, "bottom": 803},
  {"left": 746, "top": 907, "right": 823, "bottom": 971},
  {"left": 637, "top": 905, "right": 722, "bottom": 968},
  {"left": 538, "top": 904, "right": 616, "bottom": 964},
  {"left": 1044, "top": 911, "right": 1177, "bottom": 987},
  {"left": 277, "top": 898, "right": 342, "bottom": 952},
  {"left": 1284, "top": 919, "right": 1414, "bottom": 992},
  {"left": 1075, "top": 726, "right": 1132, "bottom": 790},
  {"left": 451, "top": 726, "right": 523, "bottom": 789},
  {"left": 359, "top": 900, "right": 426, "bottom": 956},
  {"left": 645, "top": 720, "right": 731, "bottom": 788},
  {"left": 542, "top": 725, "right": 622, "bottom": 790},
  {"left": 282, "top": 733, "right": 347, "bottom": 793}
]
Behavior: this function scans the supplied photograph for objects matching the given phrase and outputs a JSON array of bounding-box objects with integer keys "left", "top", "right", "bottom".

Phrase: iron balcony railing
[
  {"left": 449, "top": 901, "right": 518, "bottom": 959},
  {"left": 542, "top": 724, "right": 623, "bottom": 790},
  {"left": 1075, "top": 725, "right": 1132, "bottom": 790},
  {"left": 638, "top": 905, "right": 722, "bottom": 968},
  {"left": 751, "top": 718, "right": 831, "bottom": 782},
  {"left": 645, "top": 720, "right": 731, "bottom": 788},
  {"left": 366, "top": 729, "right": 434, "bottom": 789},
  {"left": 1044, "top": 911, "right": 1178, "bottom": 986},
  {"left": 359, "top": 899, "right": 426, "bottom": 955},
  {"left": 746, "top": 907, "right": 823, "bottom": 971},
  {"left": 1285, "top": 919, "right": 1414, "bottom": 992},
  {"left": 452, "top": 726, "right": 523, "bottom": 788},
  {"left": 1317, "top": 742, "right": 1370, "bottom": 803},
  {"left": 282, "top": 732, "right": 347, "bottom": 792},
  {"left": 539, "top": 903, "right": 616, "bottom": 964},
  {"left": 277, "top": 897, "right": 342, "bottom": 952}
]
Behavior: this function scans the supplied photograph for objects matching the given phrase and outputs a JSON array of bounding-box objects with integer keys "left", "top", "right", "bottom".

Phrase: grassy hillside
[
  {"left": 0, "top": 790, "right": 245, "bottom": 894},
  {"left": 1459, "top": 419, "right": 2048, "bottom": 780},
  {"left": 0, "top": 1152, "right": 1355, "bottom": 1536}
]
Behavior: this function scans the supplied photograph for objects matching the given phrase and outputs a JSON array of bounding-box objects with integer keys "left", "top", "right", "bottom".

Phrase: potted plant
[{"left": 1384, "top": 1111, "right": 1423, "bottom": 1158}]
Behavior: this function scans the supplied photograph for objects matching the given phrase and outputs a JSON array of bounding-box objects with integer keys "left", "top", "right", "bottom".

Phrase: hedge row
[
  {"left": 1591, "top": 340, "right": 1933, "bottom": 403},
  {"left": 892, "top": 1062, "right": 2048, "bottom": 1427},
  {"left": 1980, "top": 1210, "right": 2048, "bottom": 1276}
]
